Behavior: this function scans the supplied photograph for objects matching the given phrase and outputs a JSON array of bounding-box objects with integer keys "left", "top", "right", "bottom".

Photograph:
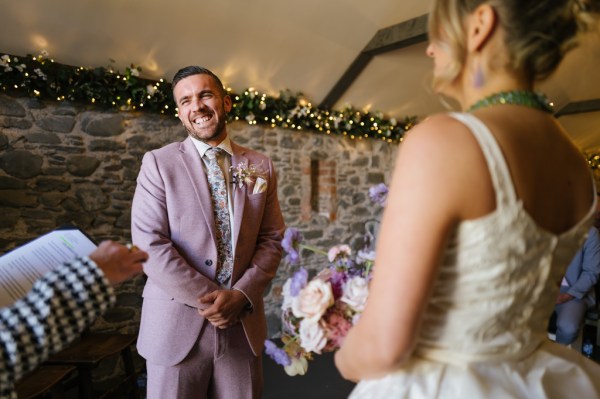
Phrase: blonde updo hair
[{"left": 428, "top": 0, "right": 599, "bottom": 85}]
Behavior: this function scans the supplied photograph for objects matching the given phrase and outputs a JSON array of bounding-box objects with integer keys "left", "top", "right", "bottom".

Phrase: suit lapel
[
  {"left": 231, "top": 142, "right": 248, "bottom": 251},
  {"left": 179, "top": 138, "right": 217, "bottom": 244}
]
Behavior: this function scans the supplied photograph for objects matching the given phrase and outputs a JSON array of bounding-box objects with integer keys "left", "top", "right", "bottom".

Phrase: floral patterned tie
[{"left": 204, "top": 147, "right": 233, "bottom": 285}]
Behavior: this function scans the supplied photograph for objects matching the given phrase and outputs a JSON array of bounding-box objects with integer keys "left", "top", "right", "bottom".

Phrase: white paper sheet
[{"left": 0, "top": 227, "right": 97, "bottom": 307}]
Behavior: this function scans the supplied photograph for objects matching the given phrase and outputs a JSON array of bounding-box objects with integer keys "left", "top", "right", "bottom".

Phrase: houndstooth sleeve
[{"left": 0, "top": 256, "right": 115, "bottom": 399}]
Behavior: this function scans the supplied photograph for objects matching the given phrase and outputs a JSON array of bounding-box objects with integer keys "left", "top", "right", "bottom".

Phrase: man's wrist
[{"left": 232, "top": 288, "right": 253, "bottom": 312}]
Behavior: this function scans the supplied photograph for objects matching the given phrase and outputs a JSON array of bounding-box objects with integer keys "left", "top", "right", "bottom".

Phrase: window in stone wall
[{"left": 301, "top": 157, "right": 337, "bottom": 222}]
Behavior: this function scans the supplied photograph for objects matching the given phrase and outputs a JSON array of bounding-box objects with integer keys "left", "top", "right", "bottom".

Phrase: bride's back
[
  {"left": 415, "top": 111, "right": 596, "bottom": 366},
  {"left": 475, "top": 106, "right": 595, "bottom": 235}
]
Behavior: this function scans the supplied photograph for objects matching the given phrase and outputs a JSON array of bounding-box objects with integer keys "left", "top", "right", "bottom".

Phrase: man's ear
[
  {"left": 467, "top": 3, "right": 497, "bottom": 52},
  {"left": 223, "top": 94, "right": 232, "bottom": 113}
]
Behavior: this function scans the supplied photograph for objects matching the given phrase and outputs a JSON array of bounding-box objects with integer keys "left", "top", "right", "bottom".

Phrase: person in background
[
  {"left": 595, "top": 191, "right": 600, "bottom": 229},
  {"left": 335, "top": 0, "right": 600, "bottom": 397},
  {"left": 0, "top": 240, "right": 147, "bottom": 399},
  {"left": 131, "top": 66, "right": 284, "bottom": 399},
  {"left": 553, "top": 225, "right": 600, "bottom": 346}
]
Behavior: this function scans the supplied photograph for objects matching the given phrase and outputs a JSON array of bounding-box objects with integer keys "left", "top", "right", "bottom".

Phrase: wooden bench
[
  {"left": 15, "top": 365, "right": 76, "bottom": 399},
  {"left": 45, "top": 332, "right": 139, "bottom": 399}
]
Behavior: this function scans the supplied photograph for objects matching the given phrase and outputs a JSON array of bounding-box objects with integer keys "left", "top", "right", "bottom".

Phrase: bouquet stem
[{"left": 300, "top": 244, "right": 328, "bottom": 256}]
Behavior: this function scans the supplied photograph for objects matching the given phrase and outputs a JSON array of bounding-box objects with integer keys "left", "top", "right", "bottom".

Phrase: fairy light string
[
  {"left": 0, "top": 51, "right": 598, "bottom": 170},
  {"left": 0, "top": 51, "right": 415, "bottom": 143}
]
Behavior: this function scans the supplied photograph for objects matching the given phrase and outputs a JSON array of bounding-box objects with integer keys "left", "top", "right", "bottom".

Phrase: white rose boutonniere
[{"left": 230, "top": 162, "right": 267, "bottom": 192}]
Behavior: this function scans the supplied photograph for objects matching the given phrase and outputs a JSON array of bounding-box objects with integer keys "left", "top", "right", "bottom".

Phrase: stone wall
[{"left": 0, "top": 93, "right": 396, "bottom": 379}]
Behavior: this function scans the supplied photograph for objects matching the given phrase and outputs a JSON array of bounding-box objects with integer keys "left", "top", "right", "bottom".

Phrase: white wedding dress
[{"left": 350, "top": 113, "right": 600, "bottom": 398}]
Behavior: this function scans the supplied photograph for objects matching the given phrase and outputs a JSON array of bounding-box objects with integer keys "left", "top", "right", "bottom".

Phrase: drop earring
[{"left": 473, "top": 59, "right": 485, "bottom": 88}]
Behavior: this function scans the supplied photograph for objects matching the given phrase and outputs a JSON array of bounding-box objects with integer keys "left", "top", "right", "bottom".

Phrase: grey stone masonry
[{"left": 0, "top": 93, "right": 397, "bottom": 377}]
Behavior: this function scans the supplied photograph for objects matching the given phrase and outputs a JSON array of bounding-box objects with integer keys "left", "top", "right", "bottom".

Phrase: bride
[{"left": 335, "top": 0, "right": 600, "bottom": 397}]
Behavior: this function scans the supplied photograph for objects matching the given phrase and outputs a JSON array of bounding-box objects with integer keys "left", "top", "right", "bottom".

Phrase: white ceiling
[{"left": 1, "top": 0, "right": 599, "bottom": 151}]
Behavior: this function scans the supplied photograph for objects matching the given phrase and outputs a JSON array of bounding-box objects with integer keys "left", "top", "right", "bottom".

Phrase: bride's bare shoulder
[{"left": 400, "top": 113, "right": 483, "bottom": 159}]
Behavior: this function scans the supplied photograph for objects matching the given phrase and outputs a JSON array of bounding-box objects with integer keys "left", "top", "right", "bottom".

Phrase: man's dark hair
[{"left": 171, "top": 66, "right": 226, "bottom": 96}]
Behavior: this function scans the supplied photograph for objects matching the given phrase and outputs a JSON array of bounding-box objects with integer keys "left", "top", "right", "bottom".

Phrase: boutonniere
[{"left": 230, "top": 161, "right": 266, "bottom": 189}]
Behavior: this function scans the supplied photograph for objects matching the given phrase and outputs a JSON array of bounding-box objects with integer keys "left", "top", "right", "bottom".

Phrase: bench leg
[
  {"left": 121, "top": 347, "right": 139, "bottom": 399},
  {"left": 78, "top": 367, "right": 94, "bottom": 399}
]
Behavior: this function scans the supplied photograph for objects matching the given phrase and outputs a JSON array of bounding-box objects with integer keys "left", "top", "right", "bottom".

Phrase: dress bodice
[
  {"left": 350, "top": 112, "right": 600, "bottom": 398},
  {"left": 415, "top": 112, "right": 597, "bottom": 365}
]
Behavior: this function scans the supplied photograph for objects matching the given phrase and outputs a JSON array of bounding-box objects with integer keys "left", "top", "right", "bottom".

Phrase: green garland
[
  {"left": 0, "top": 51, "right": 415, "bottom": 143},
  {"left": 587, "top": 152, "right": 600, "bottom": 171},
  {"left": 0, "top": 51, "right": 598, "bottom": 168}
]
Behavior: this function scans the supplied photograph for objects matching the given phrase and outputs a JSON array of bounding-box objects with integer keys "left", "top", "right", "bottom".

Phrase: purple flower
[
  {"left": 264, "top": 340, "right": 291, "bottom": 366},
  {"left": 282, "top": 227, "right": 303, "bottom": 264},
  {"left": 290, "top": 267, "right": 308, "bottom": 296},
  {"left": 368, "top": 183, "right": 388, "bottom": 207},
  {"left": 328, "top": 269, "right": 347, "bottom": 299}
]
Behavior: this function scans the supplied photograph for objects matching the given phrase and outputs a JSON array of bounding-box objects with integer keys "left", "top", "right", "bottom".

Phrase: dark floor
[
  {"left": 262, "top": 352, "right": 355, "bottom": 399},
  {"left": 65, "top": 336, "right": 600, "bottom": 398},
  {"left": 129, "top": 352, "right": 355, "bottom": 399}
]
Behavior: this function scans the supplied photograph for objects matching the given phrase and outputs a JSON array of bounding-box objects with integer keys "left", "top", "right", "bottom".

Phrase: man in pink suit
[{"left": 131, "top": 66, "right": 285, "bottom": 398}]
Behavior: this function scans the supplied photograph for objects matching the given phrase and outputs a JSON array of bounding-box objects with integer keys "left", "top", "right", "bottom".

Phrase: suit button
[{"left": 205, "top": 259, "right": 213, "bottom": 266}]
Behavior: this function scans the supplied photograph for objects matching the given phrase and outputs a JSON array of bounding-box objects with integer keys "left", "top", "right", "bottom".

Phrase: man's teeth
[{"left": 194, "top": 116, "right": 211, "bottom": 124}]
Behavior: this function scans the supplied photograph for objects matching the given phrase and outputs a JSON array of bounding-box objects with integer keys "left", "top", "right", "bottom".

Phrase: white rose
[
  {"left": 291, "top": 279, "right": 334, "bottom": 321},
  {"left": 341, "top": 276, "right": 369, "bottom": 312},
  {"left": 284, "top": 356, "right": 308, "bottom": 376},
  {"left": 298, "top": 319, "right": 327, "bottom": 354}
]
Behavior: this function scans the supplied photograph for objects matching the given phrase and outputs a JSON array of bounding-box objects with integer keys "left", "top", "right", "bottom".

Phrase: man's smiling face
[{"left": 174, "top": 73, "right": 232, "bottom": 146}]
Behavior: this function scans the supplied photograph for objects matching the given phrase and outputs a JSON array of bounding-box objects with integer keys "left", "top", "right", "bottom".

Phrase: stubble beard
[{"left": 185, "top": 114, "right": 227, "bottom": 143}]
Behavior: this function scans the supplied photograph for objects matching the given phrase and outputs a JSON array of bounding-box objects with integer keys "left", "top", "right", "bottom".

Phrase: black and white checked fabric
[{"left": 0, "top": 257, "right": 115, "bottom": 399}]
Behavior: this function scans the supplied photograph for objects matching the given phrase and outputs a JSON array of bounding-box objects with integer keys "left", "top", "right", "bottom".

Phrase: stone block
[
  {"left": 1, "top": 116, "right": 32, "bottom": 129},
  {"left": 81, "top": 112, "right": 125, "bottom": 137},
  {"left": 0, "top": 208, "right": 19, "bottom": 228},
  {"left": 24, "top": 98, "right": 45, "bottom": 110},
  {"left": 25, "top": 132, "right": 61, "bottom": 144},
  {"left": 366, "top": 172, "right": 384, "bottom": 184},
  {"left": 75, "top": 183, "right": 109, "bottom": 211},
  {"left": 39, "top": 192, "right": 65, "bottom": 207},
  {"left": 66, "top": 155, "right": 101, "bottom": 177},
  {"left": 0, "top": 176, "right": 27, "bottom": 189},
  {"left": 89, "top": 139, "right": 126, "bottom": 152},
  {"left": 0, "top": 150, "right": 43, "bottom": 179},
  {"left": 35, "top": 178, "right": 70, "bottom": 192},
  {"left": 0, "top": 95, "right": 26, "bottom": 117},
  {"left": 34, "top": 114, "right": 75, "bottom": 133}
]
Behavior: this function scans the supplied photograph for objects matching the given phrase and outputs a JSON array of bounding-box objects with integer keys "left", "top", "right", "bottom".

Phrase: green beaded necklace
[{"left": 467, "top": 90, "right": 554, "bottom": 114}]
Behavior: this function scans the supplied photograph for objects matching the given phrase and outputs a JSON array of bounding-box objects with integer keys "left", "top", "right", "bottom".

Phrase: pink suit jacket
[{"left": 131, "top": 137, "right": 285, "bottom": 367}]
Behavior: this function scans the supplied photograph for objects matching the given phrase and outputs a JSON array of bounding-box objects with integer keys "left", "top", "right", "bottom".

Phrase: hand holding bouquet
[{"left": 265, "top": 228, "right": 374, "bottom": 376}]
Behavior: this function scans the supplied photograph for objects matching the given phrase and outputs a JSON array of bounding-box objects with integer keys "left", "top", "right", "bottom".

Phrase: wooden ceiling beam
[
  {"left": 556, "top": 99, "right": 600, "bottom": 117},
  {"left": 319, "top": 14, "right": 428, "bottom": 109}
]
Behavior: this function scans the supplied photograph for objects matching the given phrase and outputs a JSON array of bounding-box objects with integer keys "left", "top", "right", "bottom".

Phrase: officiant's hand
[
  {"left": 198, "top": 289, "right": 249, "bottom": 329},
  {"left": 556, "top": 292, "right": 575, "bottom": 304},
  {"left": 89, "top": 240, "right": 147, "bottom": 284}
]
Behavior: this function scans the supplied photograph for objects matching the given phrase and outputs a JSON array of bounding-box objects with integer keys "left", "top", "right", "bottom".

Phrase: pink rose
[
  {"left": 291, "top": 279, "right": 334, "bottom": 321},
  {"left": 327, "top": 244, "right": 352, "bottom": 263},
  {"left": 323, "top": 307, "right": 353, "bottom": 351}
]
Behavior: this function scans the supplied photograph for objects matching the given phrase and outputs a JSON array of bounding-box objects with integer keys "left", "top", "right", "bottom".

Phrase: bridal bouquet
[{"left": 265, "top": 228, "right": 375, "bottom": 376}]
